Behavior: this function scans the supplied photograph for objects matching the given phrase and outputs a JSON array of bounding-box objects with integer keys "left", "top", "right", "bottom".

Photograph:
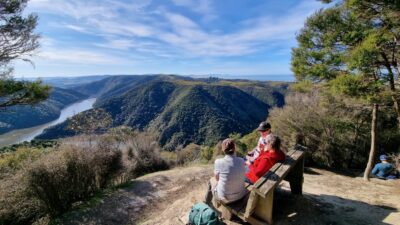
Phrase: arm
[
  {"left": 245, "top": 159, "right": 251, "bottom": 166},
  {"left": 214, "top": 159, "right": 220, "bottom": 182},
  {"left": 252, "top": 157, "right": 273, "bottom": 178}
]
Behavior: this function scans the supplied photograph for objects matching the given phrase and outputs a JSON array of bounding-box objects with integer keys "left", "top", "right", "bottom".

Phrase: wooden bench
[{"left": 217, "top": 146, "right": 305, "bottom": 225}]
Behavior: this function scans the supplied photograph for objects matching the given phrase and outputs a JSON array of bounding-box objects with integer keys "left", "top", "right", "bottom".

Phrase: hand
[{"left": 245, "top": 160, "right": 251, "bottom": 166}]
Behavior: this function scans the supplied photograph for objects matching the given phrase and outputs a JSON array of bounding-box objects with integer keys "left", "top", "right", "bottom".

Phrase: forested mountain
[
  {"left": 0, "top": 87, "right": 87, "bottom": 134},
  {"left": 23, "top": 75, "right": 109, "bottom": 89},
  {"left": 37, "top": 76, "right": 288, "bottom": 149},
  {"left": 73, "top": 75, "right": 160, "bottom": 98}
]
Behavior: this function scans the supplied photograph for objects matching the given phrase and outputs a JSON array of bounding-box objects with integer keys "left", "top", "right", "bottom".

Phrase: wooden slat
[
  {"left": 246, "top": 183, "right": 254, "bottom": 191},
  {"left": 252, "top": 150, "right": 298, "bottom": 189},
  {"left": 257, "top": 151, "right": 304, "bottom": 197}
]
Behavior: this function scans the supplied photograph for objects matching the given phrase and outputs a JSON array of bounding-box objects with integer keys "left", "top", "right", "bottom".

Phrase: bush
[
  {"left": 176, "top": 143, "right": 201, "bottom": 165},
  {"left": 0, "top": 140, "right": 58, "bottom": 154},
  {"left": 200, "top": 146, "right": 214, "bottom": 162},
  {"left": 121, "top": 132, "right": 169, "bottom": 177},
  {"left": 0, "top": 172, "right": 44, "bottom": 225},
  {"left": 0, "top": 129, "right": 171, "bottom": 224},
  {"left": 160, "top": 150, "right": 178, "bottom": 166},
  {"left": 0, "top": 147, "right": 48, "bottom": 224},
  {"left": 269, "top": 90, "right": 400, "bottom": 169},
  {"left": 27, "top": 138, "right": 123, "bottom": 216},
  {"left": 0, "top": 147, "right": 45, "bottom": 178}
]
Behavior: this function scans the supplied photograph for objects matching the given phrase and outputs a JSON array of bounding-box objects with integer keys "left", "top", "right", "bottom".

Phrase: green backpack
[{"left": 188, "top": 202, "right": 220, "bottom": 225}]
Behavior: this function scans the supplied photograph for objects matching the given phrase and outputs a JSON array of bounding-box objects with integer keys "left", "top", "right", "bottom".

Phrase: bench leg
[
  {"left": 253, "top": 190, "right": 274, "bottom": 225},
  {"left": 289, "top": 180, "right": 302, "bottom": 195},
  {"left": 218, "top": 204, "right": 233, "bottom": 221},
  {"left": 288, "top": 156, "right": 304, "bottom": 195},
  {"left": 244, "top": 190, "right": 258, "bottom": 219}
]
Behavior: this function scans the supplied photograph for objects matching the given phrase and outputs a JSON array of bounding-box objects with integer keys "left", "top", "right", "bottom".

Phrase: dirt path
[
  {"left": 60, "top": 165, "right": 400, "bottom": 225},
  {"left": 60, "top": 165, "right": 213, "bottom": 225}
]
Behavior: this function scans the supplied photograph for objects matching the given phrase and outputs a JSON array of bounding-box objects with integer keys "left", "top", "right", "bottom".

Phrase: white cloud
[
  {"left": 94, "top": 39, "right": 136, "bottom": 50},
  {"left": 36, "top": 48, "right": 132, "bottom": 65},
  {"left": 63, "top": 24, "right": 90, "bottom": 34},
  {"left": 29, "top": 0, "right": 118, "bottom": 20},
  {"left": 26, "top": 0, "right": 323, "bottom": 63}
]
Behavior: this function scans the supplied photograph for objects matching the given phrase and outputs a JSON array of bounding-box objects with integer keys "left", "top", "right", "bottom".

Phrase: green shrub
[
  {"left": 269, "top": 90, "right": 400, "bottom": 169},
  {"left": 200, "top": 146, "right": 214, "bottom": 162},
  {"left": 27, "top": 140, "right": 123, "bottom": 216},
  {"left": 121, "top": 132, "right": 169, "bottom": 177},
  {"left": 160, "top": 150, "right": 178, "bottom": 166},
  {"left": 0, "top": 148, "right": 48, "bottom": 224},
  {"left": 176, "top": 143, "right": 201, "bottom": 165},
  {"left": 0, "top": 130, "right": 171, "bottom": 224},
  {"left": 0, "top": 172, "right": 44, "bottom": 225},
  {"left": 0, "top": 147, "right": 45, "bottom": 177}
]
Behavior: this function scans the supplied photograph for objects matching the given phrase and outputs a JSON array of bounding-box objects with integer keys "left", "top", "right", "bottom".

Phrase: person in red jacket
[{"left": 245, "top": 135, "right": 285, "bottom": 184}]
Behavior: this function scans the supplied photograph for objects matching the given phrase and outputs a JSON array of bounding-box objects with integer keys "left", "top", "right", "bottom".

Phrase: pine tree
[
  {"left": 0, "top": 0, "right": 50, "bottom": 108},
  {"left": 291, "top": 1, "right": 400, "bottom": 180}
]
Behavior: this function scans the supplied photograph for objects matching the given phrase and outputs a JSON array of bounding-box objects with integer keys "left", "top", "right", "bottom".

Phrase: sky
[{"left": 14, "top": 0, "right": 326, "bottom": 80}]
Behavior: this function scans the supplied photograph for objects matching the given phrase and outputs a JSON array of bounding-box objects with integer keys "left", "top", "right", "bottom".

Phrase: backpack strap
[{"left": 197, "top": 207, "right": 208, "bottom": 225}]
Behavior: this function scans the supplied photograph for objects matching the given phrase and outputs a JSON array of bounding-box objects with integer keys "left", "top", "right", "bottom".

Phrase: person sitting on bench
[
  {"left": 245, "top": 135, "right": 285, "bottom": 184},
  {"left": 246, "top": 121, "right": 272, "bottom": 163},
  {"left": 204, "top": 138, "right": 248, "bottom": 205}
]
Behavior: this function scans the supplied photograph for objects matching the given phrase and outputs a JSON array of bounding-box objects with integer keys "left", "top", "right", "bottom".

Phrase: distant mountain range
[
  {"left": 22, "top": 75, "right": 109, "bottom": 89},
  {"left": 37, "top": 75, "right": 288, "bottom": 149},
  {"left": 0, "top": 87, "right": 87, "bottom": 134}
]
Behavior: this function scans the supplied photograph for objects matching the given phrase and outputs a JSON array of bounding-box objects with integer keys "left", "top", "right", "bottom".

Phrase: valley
[
  {"left": 31, "top": 75, "right": 288, "bottom": 149},
  {"left": 0, "top": 98, "right": 96, "bottom": 147}
]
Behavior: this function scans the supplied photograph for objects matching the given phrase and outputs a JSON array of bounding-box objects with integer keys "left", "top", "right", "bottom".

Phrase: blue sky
[{"left": 14, "top": 0, "right": 325, "bottom": 80}]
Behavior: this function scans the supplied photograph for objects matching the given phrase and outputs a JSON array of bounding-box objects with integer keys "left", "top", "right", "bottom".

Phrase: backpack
[{"left": 188, "top": 202, "right": 220, "bottom": 225}]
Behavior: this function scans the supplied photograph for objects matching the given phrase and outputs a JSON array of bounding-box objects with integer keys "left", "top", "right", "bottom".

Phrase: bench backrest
[{"left": 250, "top": 148, "right": 305, "bottom": 197}]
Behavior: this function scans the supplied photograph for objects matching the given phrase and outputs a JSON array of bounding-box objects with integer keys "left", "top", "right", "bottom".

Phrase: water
[{"left": 0, "top": 98, "right": 96, "bottom": 147}]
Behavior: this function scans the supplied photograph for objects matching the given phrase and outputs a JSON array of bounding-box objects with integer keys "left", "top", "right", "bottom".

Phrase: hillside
[
  {"left": 0, "top": 87, "right": 87, "bottom": 134},
  {"left": 23, "top": 76, "right": 109, "bottom": 89},
  {"left": 37, "top": 76, "right": 286, "bottom": 149},
  {"left": 73, "top": 75, "right": 159, "bottom": 98},
  {"left": 56, "top": 165, "right": 400, "bottom": 225}
]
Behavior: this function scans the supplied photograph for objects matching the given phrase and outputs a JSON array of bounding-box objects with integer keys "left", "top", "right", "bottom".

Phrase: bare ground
[{"left": 59, "top": 165, "right": 400, "bottom": 225}]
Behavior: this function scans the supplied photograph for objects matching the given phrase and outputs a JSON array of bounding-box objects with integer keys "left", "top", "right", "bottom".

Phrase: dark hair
[
  {"left": 256, "top": 121, "right": 271, "bottom": 132},
  {"left": 222, "top": 138, "right": 235, "bottom": 155}
]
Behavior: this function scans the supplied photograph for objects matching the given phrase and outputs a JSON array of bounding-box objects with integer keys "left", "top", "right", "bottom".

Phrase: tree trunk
[{"left": 363, "top": 104, "right": 378, "bottom": 181}]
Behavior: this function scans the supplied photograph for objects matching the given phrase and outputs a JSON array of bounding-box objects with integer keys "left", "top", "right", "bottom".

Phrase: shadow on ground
[
  {"left": 272, "top": 188, "right": 397, "bottom": 225},
  {"left": 219, "top": 187, "right": 397, "bottom": 225},
  {"left": 59, "top": 179, "right": 161, "bottom": 225}
]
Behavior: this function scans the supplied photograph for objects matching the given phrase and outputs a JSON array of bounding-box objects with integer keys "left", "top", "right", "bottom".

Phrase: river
[{"left": 0, "top": 98, "right": 96, "bottom": 148}]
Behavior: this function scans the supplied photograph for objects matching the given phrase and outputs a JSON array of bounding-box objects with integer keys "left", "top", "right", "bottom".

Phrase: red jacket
[{"left": 246, "top": 149, "right": 285, "bottom": 184}]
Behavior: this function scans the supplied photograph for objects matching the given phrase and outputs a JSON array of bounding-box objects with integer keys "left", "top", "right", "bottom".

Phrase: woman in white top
[{"left": 204, "top": 138, "right": 248, "bottom": 204}]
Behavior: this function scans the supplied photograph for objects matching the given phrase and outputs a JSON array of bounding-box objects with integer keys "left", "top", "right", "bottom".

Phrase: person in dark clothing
[{"left": 372, "top": 155, "right": 394, "bottom": 179}]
